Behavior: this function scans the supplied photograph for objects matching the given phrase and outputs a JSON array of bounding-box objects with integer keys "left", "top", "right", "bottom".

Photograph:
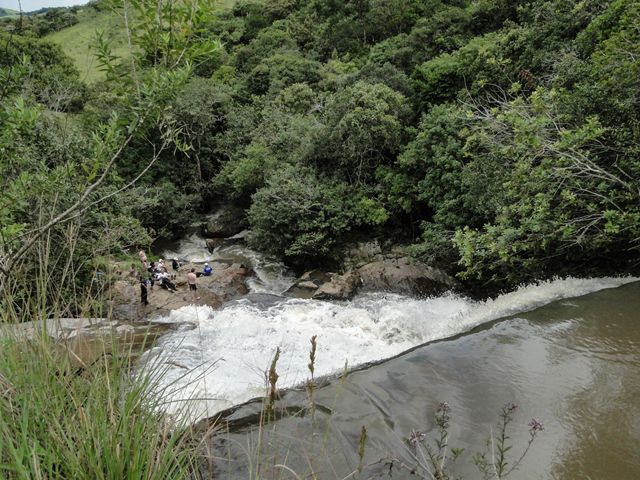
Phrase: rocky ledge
[
  {"left": 286, "top": 241, "right": 460, "bottom": 301},
  {"left": 107, "top": 262, "right": 255, "bottom": 320}
]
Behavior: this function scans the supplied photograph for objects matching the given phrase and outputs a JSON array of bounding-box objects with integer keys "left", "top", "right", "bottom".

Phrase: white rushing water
[
  {"left": 160, "top": 232, "right": 215, "bottom": 264},
  {"left": 139, "top": 276, "right": 638, "bottom": 422}
]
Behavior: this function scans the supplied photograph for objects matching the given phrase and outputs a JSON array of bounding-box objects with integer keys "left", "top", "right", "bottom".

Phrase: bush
[{"left": 248, "top": 166, "right": 385, "bottom": 266}]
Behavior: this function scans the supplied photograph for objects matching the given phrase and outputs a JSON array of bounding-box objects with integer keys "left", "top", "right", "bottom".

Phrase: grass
[
  {"left": 46, "top": 0, "right": 238, "bottom": 83},
  {"left": 46, "top": 7, "right": 129, "bottom": 83},
  {"left": 0, "top": 8, "right": 19, "bottom": 18},
  {"left": 0, "top": 212, "right": 216, "bottom": 478},
  {"left": 0, "top": 325, "right": 220, "bottom": 479}
]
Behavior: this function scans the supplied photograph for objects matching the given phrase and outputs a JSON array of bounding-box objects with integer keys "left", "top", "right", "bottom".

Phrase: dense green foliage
[
  {"left": 0, "top": 0, "right": 214, "bottom": 316},
  {"left": 0, "top": 7, "right": 80, "bottom": 37},
  {"left": 2, "top": 0, "right": 640, "bottom": 294},
  {"left": 177, "top": 0, "right": 638, "bottom": 283}
]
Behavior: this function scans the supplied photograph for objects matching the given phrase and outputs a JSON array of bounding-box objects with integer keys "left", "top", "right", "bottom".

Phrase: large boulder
[
  {"left": 205, "top": 238, "right": 224, "bottom": 252},
  {"left": 203, "top": 263, "right": 254, "bottom": 301},
  {"left": 204, "top": 205, "right": 247, "bottom": 238},
  {"left": 312, "top": 270, "right": 361, "bottom": 300},
  {"left": 344, "top": 240, "right": 384, "bottom": 268},
  {"left": 107, "top": 280, "right": 143, "bottom": 320},
  {"left": 358, "top": 257, "right": 458, "bottom": 296},
  {"left": 284, "top": 269, "right": 333, "bottom": 298}
]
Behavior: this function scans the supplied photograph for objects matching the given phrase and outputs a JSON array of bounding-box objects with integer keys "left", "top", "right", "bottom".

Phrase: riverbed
[{"left": 146, "top": 234, "right": 640, "bottom": 478}]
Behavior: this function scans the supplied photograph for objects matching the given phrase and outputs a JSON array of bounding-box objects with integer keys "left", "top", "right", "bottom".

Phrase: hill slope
[
  {"left": 0, "top": 8, "right": 19, "bottom": 17},
  {"left": 45, "top": 6, "right": 128, "bottom": 83},
  {"left": 46, "top": 0, "right": 236, "bottom": 83}
]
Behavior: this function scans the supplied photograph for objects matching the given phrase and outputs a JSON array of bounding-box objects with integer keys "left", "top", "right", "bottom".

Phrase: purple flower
[
  {"left": 408, "top": 429, "right": 426, "bottom": 447},
  {"left": 437, "top": 401, "right": 450, "bottom": 414},
  {"left": 528, "top": 418, "right": 544, "bottom": 435}
]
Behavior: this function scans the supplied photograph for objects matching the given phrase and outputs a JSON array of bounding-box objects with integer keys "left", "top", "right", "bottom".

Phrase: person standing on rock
[
  {"left": 138, "top": 250, "right": 149, "bottom": 269},
  {"left": 140, "top": 276, "right": 149, "bottom": 306},
  {"left": 187, "top": 268, "right": 200, "bottom": 301}
]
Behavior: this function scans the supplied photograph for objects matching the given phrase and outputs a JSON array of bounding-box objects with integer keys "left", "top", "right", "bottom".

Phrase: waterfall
[
  {"left": 140, "top": 276, "right": 638, "bottom": 422},
  {"left": 158, "top": 232, "right": 296, "bottom": 295}
]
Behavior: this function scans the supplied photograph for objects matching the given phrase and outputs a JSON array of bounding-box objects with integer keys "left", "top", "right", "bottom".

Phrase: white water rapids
[{"left": 140, "top": 273, "right": 638, "bottom": 423}]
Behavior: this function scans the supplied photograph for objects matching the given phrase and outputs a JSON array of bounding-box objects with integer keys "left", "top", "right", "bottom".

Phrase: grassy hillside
[
  {"left": 46, "top": 0, "right": 236, "bottom": 83},
  {"left": 0, "top": 8, "right": 19, "bottom": 17},
  {"left": 46, "top": 6, "right": 128, "bottom": 83}
]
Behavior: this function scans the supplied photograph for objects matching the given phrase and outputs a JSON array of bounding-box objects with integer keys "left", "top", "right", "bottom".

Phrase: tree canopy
[{"left": 2, "top": 0, "right": 639, "bottom": 298}]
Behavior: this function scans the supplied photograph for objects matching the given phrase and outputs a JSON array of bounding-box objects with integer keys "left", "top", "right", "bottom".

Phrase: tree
[
  {"left": 248, "top": 165, "right": 386, "bottom": 266},
  {"left": 453, "top": 89, "right": 640, "bottom": 283},
  {"left": 319, "top": 81, "right": 410, "bottom": 185}
]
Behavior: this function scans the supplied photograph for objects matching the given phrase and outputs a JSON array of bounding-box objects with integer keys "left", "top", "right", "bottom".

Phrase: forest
[
  {"left": 1, "top": 0, "right": 639, "bottom": 306},
  {"left": 0, "top": 1, "right": 639, "bottom": 478}
]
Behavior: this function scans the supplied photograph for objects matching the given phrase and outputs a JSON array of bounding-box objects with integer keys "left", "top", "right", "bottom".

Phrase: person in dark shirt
[{"left": 140, "top": 277, "right": 149, "bottom": 305}]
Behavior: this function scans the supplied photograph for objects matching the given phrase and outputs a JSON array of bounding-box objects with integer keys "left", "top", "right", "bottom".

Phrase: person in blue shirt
[{"left": 203, "top": 262, "right": 213, "bottom": 276}]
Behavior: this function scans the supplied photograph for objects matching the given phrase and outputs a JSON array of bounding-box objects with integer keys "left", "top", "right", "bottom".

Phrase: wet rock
[
  {"left": 345, "top": 240, "right": 385, "bottom": 268},
  {"left": 205, "top": 238, "right": 224, "bottom": 252},
  {"left": 108, "top": 280, "right": 144, "bottom": 321},
  {"left": 204, "top": 205, "right": 247, "bottom": 238},
  {"left": 198, "top": 263, "right": 254, "bottom": 302},
  {"left": 297, "top": 281, "right": 319, "bottom": 290},
  {"left": 357, "top": 257, "right": 459, "bottom": 296},
  {"left": 299, "top": 270, "right": 332, "bottom": 285},
  {"left": 284, "top": 270, "right": 334, "bottom": 298},
  {"left": 312, "top": 270, "right": 361, "bottom": 300},
  {"left": 284, "top": 280, "right": 318, "bottom": 299},
  {"left": 0, "top": 317, "right": 111, "bottom": 340}
]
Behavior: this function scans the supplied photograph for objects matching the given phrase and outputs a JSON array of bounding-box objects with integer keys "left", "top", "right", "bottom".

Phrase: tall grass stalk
[{"left": 306, "top": 334, "right": 317, "bottom": 418}]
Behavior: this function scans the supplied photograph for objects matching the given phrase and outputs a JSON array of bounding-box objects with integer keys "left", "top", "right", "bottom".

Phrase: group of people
[{"left": 136, "top": 250, "right": 211, "bottom": 306}]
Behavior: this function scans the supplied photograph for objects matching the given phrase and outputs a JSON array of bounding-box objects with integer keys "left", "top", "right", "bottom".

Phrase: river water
[{"left": 145, "top": 236, "right": 640, "bottom": 478}]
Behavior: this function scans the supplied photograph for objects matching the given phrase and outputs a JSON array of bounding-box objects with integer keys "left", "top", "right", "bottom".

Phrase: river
[{"left": 143, "top": 235, "right": 640, "bottom": 478}]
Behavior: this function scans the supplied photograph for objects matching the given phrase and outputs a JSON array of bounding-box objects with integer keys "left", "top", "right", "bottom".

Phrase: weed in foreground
[
  {"left": 374, "top": 401, "right": 544, "bottom": 479},
  {"left": 0, "top": 329, "right": 210, "bottom": 479}
]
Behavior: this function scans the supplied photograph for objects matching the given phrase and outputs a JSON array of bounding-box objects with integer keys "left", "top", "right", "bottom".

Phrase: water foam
[
  {"left": 160, "top": 234, "right": 296, "bottom": 295},
  {"left": 140, "top": 276, "right": 638, "bottom": 421},
  {"left": 160, "top": 232, "right": 214, "bottom": 263},
  {"left": 219, "top": 244, "right": 295, "bottom": 295}
]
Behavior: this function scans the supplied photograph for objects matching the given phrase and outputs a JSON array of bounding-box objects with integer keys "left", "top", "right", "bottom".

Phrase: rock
[
  {"left": 205, "top": 238, "right": 224, "bottom": 252},
  {"left": 202, "top": 263, "right": 254, "bottom": 301},
  {"left": 108, "top": 280, "right": 144, "bottom": 321},
  {"left": 204, "top": 205, "right": 247, "bottom": 238},
  {"left": 299, "top": 270, "right": 332, "bottom": 285},
  {"left": 284, "top": 271, "right": 326, "bottom": 299},
  {"left": 116, "top": 324, "right": 135, "bottom": 334},
  {"left": 345, "top": 240, "right": 385, "bottom": 268},
  {"left": 229, "top": 262, "right": 248, "bottom": 271},
  {"left": 0, "top": 317, "right": 111, "bottom": 340},
  {"left": 312, "top": 270, "right": 361, "bottom": 300},
  {"left": 357, "top": 257, "right": 459, "bottom": 296},
  {"left": 284, "top": 280, "right": 318, "bottom": 299}
]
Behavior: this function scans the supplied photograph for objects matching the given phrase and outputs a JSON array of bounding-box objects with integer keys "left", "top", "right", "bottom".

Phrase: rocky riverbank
[{"left": 107, "top": 261, "right": 254, "bottom": 320}]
